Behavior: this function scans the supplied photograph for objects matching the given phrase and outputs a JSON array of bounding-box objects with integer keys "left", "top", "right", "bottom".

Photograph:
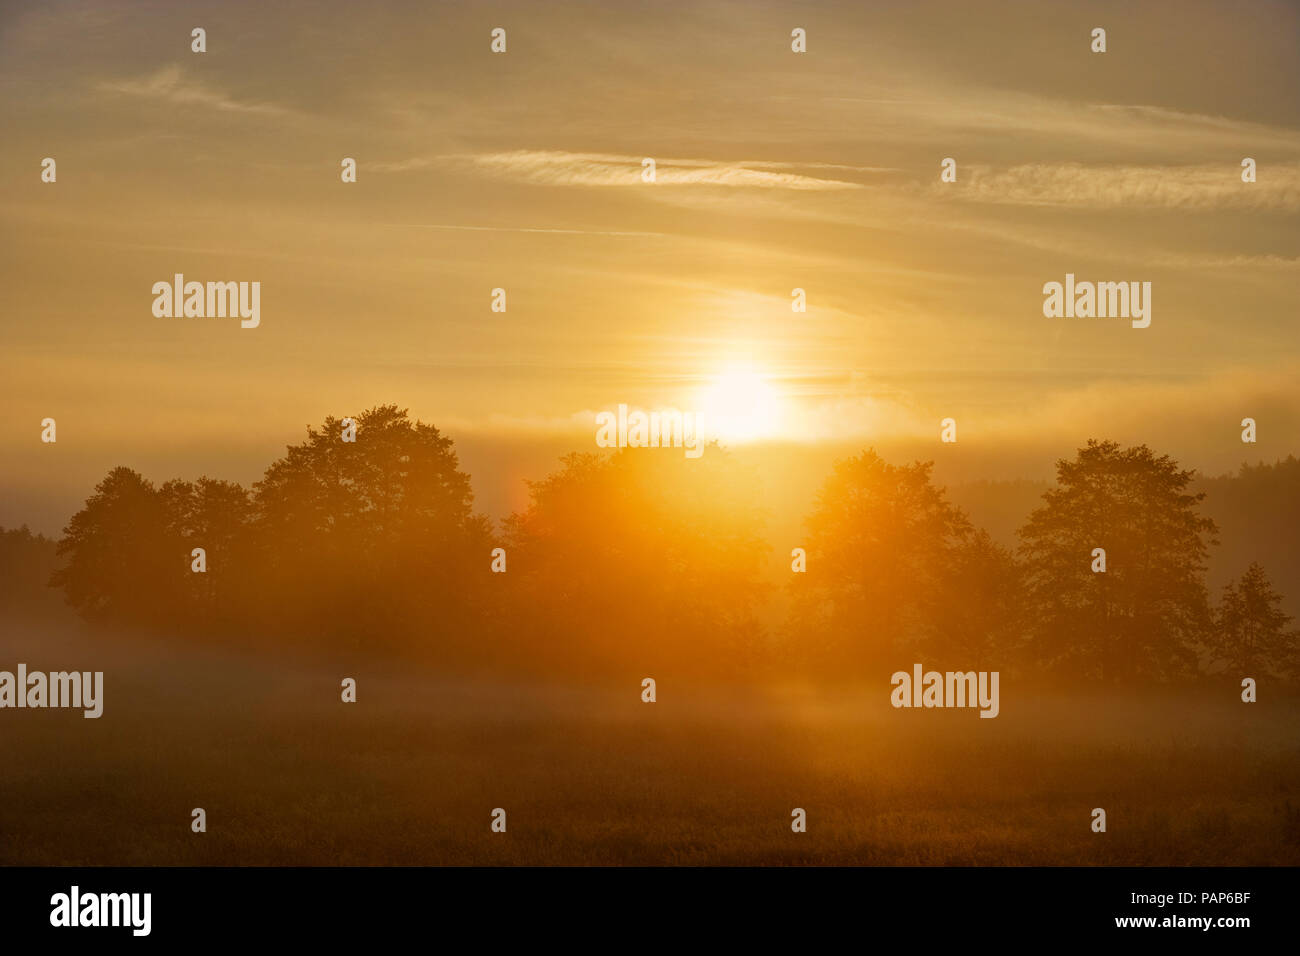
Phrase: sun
[{"left": 696, "top": 366, "right": 783, "bottom": 444}]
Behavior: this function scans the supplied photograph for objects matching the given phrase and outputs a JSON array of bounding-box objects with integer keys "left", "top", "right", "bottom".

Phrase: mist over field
[{"left": 3, "top": 602, "right": 1298, "bottom": 866}]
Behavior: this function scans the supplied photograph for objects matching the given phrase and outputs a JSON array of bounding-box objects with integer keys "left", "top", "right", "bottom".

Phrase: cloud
[
  {"left": 833, "top": 88, "right": 1300, "bottom": 154},
  {"left": 752, "top": 363, "right": 1300, "bottom": 454},
  {"left": 435, "top": 408, "right": 603, "bottom": 439},
  {"left": 950, "top": 161, "right": 1300, "bottom": 210},
  {"left": 1005, "top": 363, "right": 1300, "bottom": 456},
  {"left": 458, "top": 150, "right": 866, "bottom": 190},
  {"left": 1146, "top": 253, "right": 1300, "bottom": 271},
  {"left": 98, "top": 65, "right": 288, "bottom": 115}
]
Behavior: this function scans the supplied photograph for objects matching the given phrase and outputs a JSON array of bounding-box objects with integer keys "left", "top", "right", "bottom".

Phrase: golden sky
[{"left": 2, "top": 0, "right": 1298, "bottom": 529}]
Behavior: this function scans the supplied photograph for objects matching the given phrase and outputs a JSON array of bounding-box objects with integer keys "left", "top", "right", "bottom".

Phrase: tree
[
  {"left": 1213, "top": 562, "right": 1298, "bottom": 679},
  {"left": 1197, "top": 456, "right": 1300, "bottom": 619},
  {"left": 49, "top": 408, "right": 493, "bottom": 661},
  {"left": 0, "top": 525, "right": 59, "bottom": 612},
  {"left": 247, "top": 405, "right": 493, "bottom": 653},
  {"left": 1017, "top": 440, "right": 1218, "bottom": 683},
  {"left": 926, "top": 527, "right": 1026, "bottom": 668},
  {"left": 502, "top": 446, "right": 768, "bottom": 678},
  {"left": 792, "top": 449, "right": 1021, "bottom": 673},
  {"left": 51, "top": 467, "right": 176, "bottom": 624},
  {"left": 160, "top": 477, "right": 253, "bottom": 622}
]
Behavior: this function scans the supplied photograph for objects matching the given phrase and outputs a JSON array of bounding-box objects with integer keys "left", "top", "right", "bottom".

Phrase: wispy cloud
[
  {"left": 951, "top": 161, "right": 1300, "bottom": 210},
  {"left": 98, "top": 65, "right": 288, "bottom": 115},
  {"left": 829, "top": 89, "right": 1300, "bottom": 154},
  {"left": 458, "top": 150, "right": 867, "bottom": 190}
]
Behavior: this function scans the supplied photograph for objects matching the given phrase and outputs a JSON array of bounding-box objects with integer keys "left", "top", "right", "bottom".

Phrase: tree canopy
[
  {"left": 1017, "top": 440, "right": 1218, "bottom": 682},
  {"left": 45, "top": 427, "right": 1295, "bottom": 684}
]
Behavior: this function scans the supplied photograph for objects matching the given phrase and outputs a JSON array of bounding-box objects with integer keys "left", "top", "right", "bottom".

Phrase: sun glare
[{"left": 697, "top": 366, "right": 783, "bottom": 444}]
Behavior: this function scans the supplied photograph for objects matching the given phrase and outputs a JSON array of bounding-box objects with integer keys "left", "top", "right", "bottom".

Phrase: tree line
[{"left": 5, "top": 405, "right": 1295, "bottom": 683}]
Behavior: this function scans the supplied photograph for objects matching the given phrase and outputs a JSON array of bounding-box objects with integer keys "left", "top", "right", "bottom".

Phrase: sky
[{"left": 2, "top": 0, "right": 1298, "bottom": 532}]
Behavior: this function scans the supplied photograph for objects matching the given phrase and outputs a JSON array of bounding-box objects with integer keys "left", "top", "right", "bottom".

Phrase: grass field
[{"left": 2, "top": 608, "right": 1298, "bottom": 866}]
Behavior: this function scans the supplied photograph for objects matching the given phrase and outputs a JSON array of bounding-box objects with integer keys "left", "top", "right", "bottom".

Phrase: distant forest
[{"left": 2, "top": 405, "right": 1296, "bottom": 685}]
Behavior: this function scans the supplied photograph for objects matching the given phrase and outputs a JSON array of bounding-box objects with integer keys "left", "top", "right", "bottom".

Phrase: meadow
[{"left": 3, "top": 606, "right": 1297, "bottom": 867}]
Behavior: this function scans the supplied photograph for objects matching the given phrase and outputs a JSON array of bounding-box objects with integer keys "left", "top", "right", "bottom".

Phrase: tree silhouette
[
  {"left": 160, "top": 477, "right": 253, "bottom": 624},
  {"left": 1198, "top": 456, "right": 1300, "bottom": 618},
  {"left": 926, "top": 527, "right": 1026, "bottom": 669},
  {"left": 247, "top": 405, "right": 493, "bottom": 653},
  {"left": 793, "top": 449, "right": 1020, "bottom": 672},
  {"left": 0, "top": 525, "right": 58, "bottom": 613},
  {"left": 1018, "top": 439, "right": 1218, "bottom": 683},
  {"left": 52, "top": 467, "right": 177, "bottom": 625},
  {"left": 1212, "top": 562, "right": 1298, "bottom": 680},
  {"left": 51, "top": 408, "right": 494, "bottom": 659},
  {"left": 49, "top": 420, "right": 1285, "bottom": 687},
  {"left": 503, "top": 446, "right": 768, "bottom": 678}
]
